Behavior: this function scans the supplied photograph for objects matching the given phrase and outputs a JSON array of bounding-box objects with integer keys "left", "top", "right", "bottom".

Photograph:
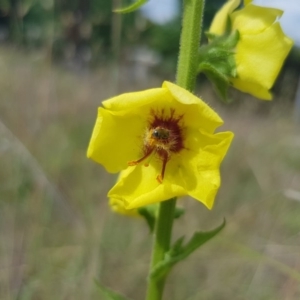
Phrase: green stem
[
  {"left": 176, "top": 0, "right": 206, "bottom": 91},
  {"left": 145, "top": 1, "right": 205, "bottom": 299},
  {"left": 145, "top": 198, "right": 176, "bottom": 300}
]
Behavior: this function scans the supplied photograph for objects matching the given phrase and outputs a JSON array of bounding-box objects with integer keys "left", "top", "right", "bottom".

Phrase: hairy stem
[
  {"left": 145, "top": 1, "right": 205, "bottom": 299},
  {"left": 145, "top": 198, "right": 176, "bottom": 300},
  {"left": 176, "top": 0, "right": 206, "bottom": 91}
]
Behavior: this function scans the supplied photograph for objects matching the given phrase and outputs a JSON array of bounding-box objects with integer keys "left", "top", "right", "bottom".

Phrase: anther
[
  {"left": 156, "top": 151, "right": 168, "bottom": 184},
  {"left": 128, "top": 147, "right": 154, "bottom": 166}
]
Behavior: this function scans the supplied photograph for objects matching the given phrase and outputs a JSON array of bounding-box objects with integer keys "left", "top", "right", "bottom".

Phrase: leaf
[
  {"left": 205, "top": 69, "right": 231, "bottom": 103},
  {"left": 138, "top": 206, "right": 156, "bottom": 232},
  {"left": 199, "top": 62, "right": 231, "bottom": 103},
  {"left": 94, "top": 280, "right": 132, "bottom": 300},
  {"left": 221, "top": 30, "right": 239, "bottom": 49},
  {"left": 150, "top": 219, "right": 226, "bottom": 280},
  {"left": 182, "top": 219, "right": 226, "bottom": 257},
  {"left": 205, "top": 32, "right": 218, "bottom": 41},
  {"left": 138, "top": 205, "right": 185, "bottom": 233},
  {"left": 174, "top": 206, "right": 185, "bottom": 219},
  {"left": 198, "top": 30, "right": 239, "bottom": 102},
  {"left": 114, "top": 0, "right": 148, "bottom": 14}
]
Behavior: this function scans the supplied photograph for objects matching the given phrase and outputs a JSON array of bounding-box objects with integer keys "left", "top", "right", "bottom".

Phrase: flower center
[
  {"left": 128, "top": 109, "right": 184, "bottom": 183},
  {"left": 152, "top": 127, "right": 169, "bottom": 140}
]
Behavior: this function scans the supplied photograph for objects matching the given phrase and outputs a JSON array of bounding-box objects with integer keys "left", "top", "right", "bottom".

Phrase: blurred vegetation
[
  {"left": 0, "top": 0, "right": 235, "bottom": 66},
  {"left": 0, "top": 1, "right": 300, "bottom": 299},
  {"left": 1, "top": 0, "right": 298, "bottom": 98},
  {"left": 1, "top": 46, "right": 300, "bottom": 300}
]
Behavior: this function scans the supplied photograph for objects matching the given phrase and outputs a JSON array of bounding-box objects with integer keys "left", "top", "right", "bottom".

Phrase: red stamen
[
  {"left": 156, "top": 151, "right": 168, "bottom": 183},
  {"left": 130, "top": 108, "right": 184, "bottom": 183},
  {"left": 128, "top": 147, "right": 154, "bottom": 166}
]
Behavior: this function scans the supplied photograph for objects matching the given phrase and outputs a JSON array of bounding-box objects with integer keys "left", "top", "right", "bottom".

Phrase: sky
[
  {"left": 140, "top": 0, "right": 179, "bottom": 25},
  {"left": 140, "top": 0, "right": 300, "bottom": 47}
]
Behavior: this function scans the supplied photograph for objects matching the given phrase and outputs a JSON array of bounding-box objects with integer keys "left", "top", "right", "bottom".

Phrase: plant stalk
[
  {"left": 176, "top": 0, "right": 206, "bottom": 91},
  {"left": 145, "top": 0, "right": 205, "bottom": 299},
  {"left": 145, "top": 198, "right": 176, "bottom": 300}
]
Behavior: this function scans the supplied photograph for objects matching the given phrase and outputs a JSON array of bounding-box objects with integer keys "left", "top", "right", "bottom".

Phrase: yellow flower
[
  {"left": 110, "top": 196, "right": 139, "bottom": 216},
  {"left": 209, "top": 0, "right": 293, "bottom": 100},
  {"left": 87, "top": 81, "right": 233, "bottom": 210}
]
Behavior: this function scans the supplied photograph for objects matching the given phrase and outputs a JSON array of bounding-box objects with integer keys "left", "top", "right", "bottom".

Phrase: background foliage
[{"left": 0, "top": 0, "right": 300, "bottom": 299}]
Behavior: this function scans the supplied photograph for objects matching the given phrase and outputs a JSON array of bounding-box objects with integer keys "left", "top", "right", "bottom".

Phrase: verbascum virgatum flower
[
  {"left": 87, "top": 82, "right": 233, "bottom": 210},
  {"left": 209, "top": 0, "right": 293, "bottom": 100}
]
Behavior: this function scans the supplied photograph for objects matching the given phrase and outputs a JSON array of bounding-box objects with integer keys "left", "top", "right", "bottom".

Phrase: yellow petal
[
  {"left": 231, "top": 4, "right": 283, "bottom": 34},
  {"left": 109, "top": 196, "right": 139, "bottom": 216},
  {"left": 182, "top": 130, "right": 234, "bottom": 209},
  {"left": 208, "top": 1, "right": 293, "bottom": 100},
  {"left": 87, "top": 107, "right": 145, "bottom": 173},
  {"left": 231, "top": 78, "right": 272, "bottom": 100},
  {"left": 104, "top": 82, "right": 223, "bottom": 133},
  {"left": 108, "top": 129, "right": 234, "bottom": 210},
  {"left": 87, "top": 81, "right": 227, "bottom": 172},
  {"left": 234, "top": 22, "right": 293, "bottom": 98},
  {"left": 87, "top": 82, "right": 234, "bottom": 211},
  {"left": 102, "top": 87, "right": 171, "bottom": 112},
  {"left": 109, "top": 171, "right": 160, "bottom": 216},
  {"left": 108, "top": 158, "right": 187, "bottom": 210},
  {"left": 209, "top": 0, "right": 240, "bottom": 35},
  {"left": 163, "top": 81, "right": 224, "bottom": 132}
]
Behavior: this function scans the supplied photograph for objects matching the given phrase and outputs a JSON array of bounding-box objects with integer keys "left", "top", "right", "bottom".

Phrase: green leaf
[
  {"left": 150, "top": 219, "right": 226, "bottom": 280},
  {"left": 199, "top": 62, "right": 231, "bottom": 102},
  {"left": 138, "top": 205, "right": 185, "bottom": 233},
  {"left": 174, "top": 206, "right": 185, "bottom": 219},
  {"left": 198, "top": 31, "right": 239, "bottom": 103},
  {"left": 198, "top": 38, "right": 238, "bottom": 78},
  {"left": 205, "top": 32, "right": 218, "bottom": 41},
  {"left": 94, "top": 280, "right": 132, "bottom": 300},
  {"left": 205, "top": 68, "right": 231, "bottom": 103},
  {"left": 114, "top": 0, "right": 148, "bottom": 14},
  {"left": 224, "top": 15, "right": 233, "bottom": 35},
  {"left": 221, "top": 30, "right": 239, "bottom": 49},
  {"left": 138, "top": 205, "right": 156, "bottom": 232},
  {"left": 198, "top": 61, "right": 229, "bottom": 81},
  {"left": 206, "top": 74, "right": 231, "bottom": 103},
  {"left": 181, "top": 219, "right": 226, "bottom": 258}
]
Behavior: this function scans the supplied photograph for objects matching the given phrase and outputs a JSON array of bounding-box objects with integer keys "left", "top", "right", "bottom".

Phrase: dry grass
[{"left": 0, "top": 46, "right": 300, "bottom": 300}]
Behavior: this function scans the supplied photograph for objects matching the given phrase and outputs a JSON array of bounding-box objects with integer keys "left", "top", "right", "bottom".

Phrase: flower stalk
[
  {"left": 176, "top": 0, "right": 206, "bottom": 91},
  {"left": 145, "top": 198, "right": 176, "bottom": 300},
  {"left": 145, "top": 0, "right": 205, "bottom": 299}
]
